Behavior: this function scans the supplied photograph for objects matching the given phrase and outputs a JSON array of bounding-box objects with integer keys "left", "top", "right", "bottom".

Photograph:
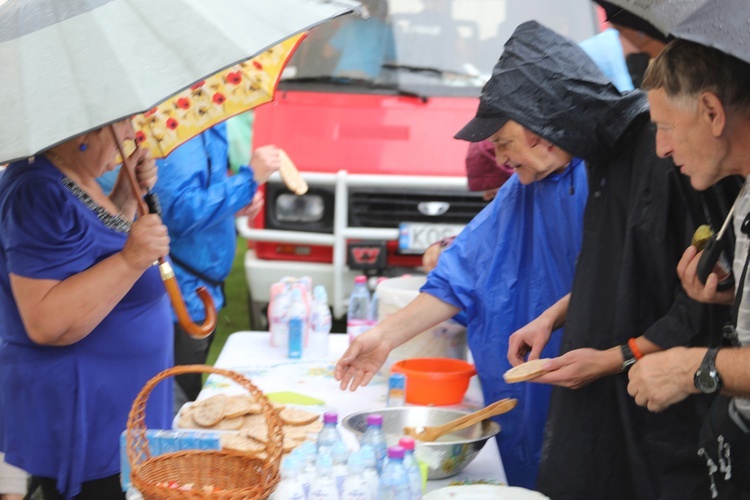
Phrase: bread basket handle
[{"left": 125, "top": 364, "right": 283, "bottom": 476}]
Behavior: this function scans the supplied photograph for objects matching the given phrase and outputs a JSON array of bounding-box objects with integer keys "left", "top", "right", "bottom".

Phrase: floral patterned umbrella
[
  {"left": 0, "top": 0, "right": 359, "bottom": 336},
  {"left": 0, "top": 0, "right": 359, "bottom": 165},
  {"left": 132, "top": 34, "right": 305, "bottom": 159}
]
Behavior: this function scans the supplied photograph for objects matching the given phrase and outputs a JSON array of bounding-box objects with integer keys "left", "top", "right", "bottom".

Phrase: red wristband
[{"left": 628, "top": 338, "right": 643, "bottom": 360}]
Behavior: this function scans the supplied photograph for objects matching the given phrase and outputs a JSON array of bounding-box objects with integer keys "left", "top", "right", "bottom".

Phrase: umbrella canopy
[
  {"left": 132, "top": 33, "right": 306, "bottom": 159},
  {"left": 592, "top": 0, "right": 669, "bottom": 42},
  {"left": 0, "top": 0, "right": 359, "bottom": 164},
  {"left": 603, "top": 0, "right": 750, "bottom": 64}
]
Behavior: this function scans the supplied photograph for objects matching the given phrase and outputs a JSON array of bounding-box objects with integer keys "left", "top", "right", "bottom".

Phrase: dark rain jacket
[{"left": 497, "top": 22, "right": 739, "bottom": 500}]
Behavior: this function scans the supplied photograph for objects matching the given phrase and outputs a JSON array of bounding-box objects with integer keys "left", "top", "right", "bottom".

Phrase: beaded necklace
[{"left": 43, "top": 151, "right": 131, "bottom": 233}]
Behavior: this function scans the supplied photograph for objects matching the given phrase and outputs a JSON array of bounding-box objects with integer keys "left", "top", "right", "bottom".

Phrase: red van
[{"left": 238, "top": 0, "right": 601, "bottom": 328}]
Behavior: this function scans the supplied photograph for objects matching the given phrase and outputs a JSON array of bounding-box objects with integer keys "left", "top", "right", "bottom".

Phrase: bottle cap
[
  {"left": 387, "top": 445, "right": 405, "bottom": 459},
  {"left": 399, "top": 436, "right": 416, "bottom": 450},
  {"left": 355, "top": 275, "right": 367, "bottom": 284},
  {"left": 323, "top": 411, "right": 339, "bottom": 424},
  {"left": 366, "top": 413, "right": 383, "bottom": 426}
]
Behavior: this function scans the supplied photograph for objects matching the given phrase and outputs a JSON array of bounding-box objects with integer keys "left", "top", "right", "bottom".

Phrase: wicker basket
[{"left": 126, "top": 365, "right": 283, "bottom": 499}]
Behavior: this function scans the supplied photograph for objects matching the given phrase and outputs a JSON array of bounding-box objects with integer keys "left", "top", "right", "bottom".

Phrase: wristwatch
[
  {"left": 620, "top": 343, "right": 636, "bottom": 372},
  {"left": 694, "top": 348, "right": 722, "bottom": 394}
]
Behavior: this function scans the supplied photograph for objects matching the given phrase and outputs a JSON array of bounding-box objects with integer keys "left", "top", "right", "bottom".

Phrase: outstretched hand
[{"left": 334, "top": 329, "right": 392, "bottom": 392}]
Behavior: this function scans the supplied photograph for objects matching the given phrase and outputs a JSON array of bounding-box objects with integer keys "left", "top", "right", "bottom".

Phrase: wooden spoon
[{"left": 403, "top": 398, "right": 517, "bottom": 442}]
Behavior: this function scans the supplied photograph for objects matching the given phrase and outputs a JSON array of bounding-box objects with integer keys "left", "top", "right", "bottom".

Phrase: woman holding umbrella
[{"left": 0, "top": 119, "right": 174, "bottom": 500}]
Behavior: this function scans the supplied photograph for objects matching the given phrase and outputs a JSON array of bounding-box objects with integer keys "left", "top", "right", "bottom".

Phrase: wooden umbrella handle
[{"left": 109, "top": 124, "right": 217, "bottom": 339}]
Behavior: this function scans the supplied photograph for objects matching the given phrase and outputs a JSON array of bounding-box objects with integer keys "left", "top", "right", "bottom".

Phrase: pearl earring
[{"left": 79, "top": 143, "right": 88, "bottom": 152}]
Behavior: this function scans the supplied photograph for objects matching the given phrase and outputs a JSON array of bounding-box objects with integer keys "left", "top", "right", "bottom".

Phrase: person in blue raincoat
[
  {"left": 152, "top": 123, "right": 280, "bottom": 408},
  {"left": 334, "top": 87, "right": 589, "bottom": 491},
  {"left": 425, "top": 160, "right": 587, "bottom": 488}
]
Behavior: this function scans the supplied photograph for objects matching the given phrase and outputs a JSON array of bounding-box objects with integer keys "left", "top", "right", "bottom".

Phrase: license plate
[{"left": 398, "top": 222, "right": 464, "bottom": 254}]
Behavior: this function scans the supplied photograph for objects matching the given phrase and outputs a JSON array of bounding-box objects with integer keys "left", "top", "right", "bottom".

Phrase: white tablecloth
[{"left": 198, "top": 331, "right": 507, "bottom": 491}]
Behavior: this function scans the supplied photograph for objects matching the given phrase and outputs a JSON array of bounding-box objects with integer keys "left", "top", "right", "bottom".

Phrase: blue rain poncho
[{"left": 421, "top": 158, "right": 587, "bottom": 488}]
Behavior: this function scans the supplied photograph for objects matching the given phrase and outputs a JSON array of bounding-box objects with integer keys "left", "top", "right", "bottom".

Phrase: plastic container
[
  {"left": 341, "top": 451, "right": 372, "bottom": 500},
  {"left": 316, "top": 411, "right": 343, "bottom": 454},
  {"left": 369, "top": 276, "right": 387, "bottom": 324},
  {"left": 378, "top": 446, "right": 410, "bottom": 500},
  {"left": 347, "top": 275, "right": 372, "bottom": 342},
  {"left": 391, "top": 358, "right": 476, "bottom": 406},
  {"left": 269, "top": 283, "right": 291, "bottom": 349},
  {"left": 359, "top": 445, "right": 380, "bottom": 498},
  {"left": 399, "top": 436, "right": 423, "bottom": 498},
  {"left": 309, "top": 453, "right": 339, "bottom": 500},
  {"left": 287, "top": 288, "right": 307, "bottom": 359},
  {"left": 308, "top": 285, "right": 332, "bottom": 358},
  {"left": 269, "top": 455, "right": 306, "bottom": 500},
  {"left": 387, "top": 372, "right": 407, "bottom": 407},
  {"left": 376, "top": 276, "right": 467, "bottom": 375},
  {"left": 360, "top": 414, "right": 388, "bottom": 473},
  {"left": 331, "top": 440, "right": 350, "bottom": 496}
]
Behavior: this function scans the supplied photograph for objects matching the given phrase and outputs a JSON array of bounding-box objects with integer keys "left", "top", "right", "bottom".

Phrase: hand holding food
[
  {"left": 279, "top": 149, "right": 308, "bottom": 195},
  {"left": 503, "top": 358, "right": 550, "bottom": 383}
]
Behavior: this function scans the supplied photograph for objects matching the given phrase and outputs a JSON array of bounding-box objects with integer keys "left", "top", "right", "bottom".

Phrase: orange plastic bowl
[{"left": 391, "top": 358, "right": 476, "bottom": 406}]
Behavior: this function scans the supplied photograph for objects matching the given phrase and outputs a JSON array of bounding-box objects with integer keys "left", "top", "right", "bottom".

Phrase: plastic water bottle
[
  {"left": 359, "top": 414, "right": 388, "bottom": 473},
  {"left": 287, "top": 288, "right": 307, "bottom": 359},
  {"left": 379, "top": 446, "right": 410, "bottom": 500},
  {"left": 359, "top": 445, "right": 380, "bottom": 499},
  {"left": 308, "top": 285, "right": 332, "bottom": 359},
  {"left": 295, "top": 441, "right": 317, "bottom": 497},
  {"left": 309, "top": 453, "right": 339, "bottom": 500},
  {"left": 316, "top": 411, "right": 343, "bottom": 454},
  {"left": 399, "top": 437, "right": 423, "bottom": 499},
  {"left": 369, "top": 277, "right": 387, "bottom": 325},
  {"left": 270, "top": 455, "right": 306, "bottom": 500},
  {"left": 331, "top": 440, "right": 350, "bottom": 496},
  {"left": 341, "top": 451, "right": 372, "bottom": 500},
  {"left": 347, "top": 275, "right": 371, "bottom": 342},
  {"left": 270, "top": 283, "right": 291, "bottom": 349}
]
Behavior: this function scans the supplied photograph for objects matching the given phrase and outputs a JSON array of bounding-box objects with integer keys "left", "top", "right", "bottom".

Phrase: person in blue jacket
[
  {"left": 152, "top": 123, "right": 279, "bottom": 407},
  {"left": 335, "top": 79, "right": 589, "bottom": 493}
]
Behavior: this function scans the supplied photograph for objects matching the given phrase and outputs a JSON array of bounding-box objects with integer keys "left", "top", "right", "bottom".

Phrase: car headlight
[{"left": 275, "top": 193, "right": 325, "bottom": 223}]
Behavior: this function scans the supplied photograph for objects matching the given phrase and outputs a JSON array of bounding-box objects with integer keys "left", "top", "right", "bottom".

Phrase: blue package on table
[
  {"left": 120, "top": 430, "right": 161, "bottom": 491},
  {"left": 156, "top": 430, "right": 180, "bottom": 454},
  {"left": 119, "top": 429, "right": 222, "bottom": 491}
]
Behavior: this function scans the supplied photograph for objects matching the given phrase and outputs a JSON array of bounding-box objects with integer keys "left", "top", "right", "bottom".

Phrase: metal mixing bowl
[{"left": 341, "top": 406, "right": 500, "bottom": 479}]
